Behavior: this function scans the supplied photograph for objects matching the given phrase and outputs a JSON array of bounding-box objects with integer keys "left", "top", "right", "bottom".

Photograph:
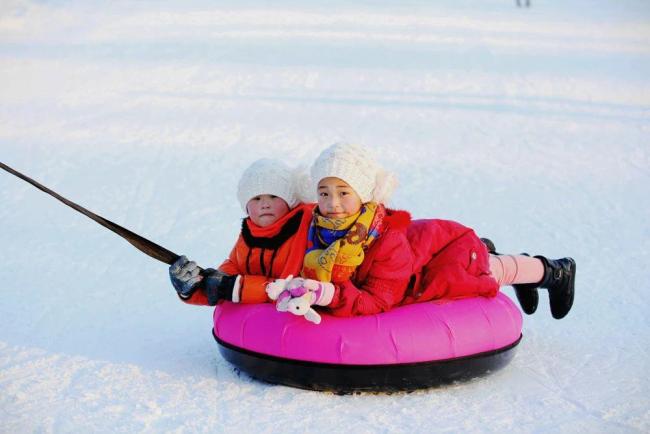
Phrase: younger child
[
  {"left": 269, "top": 143, "right": 576, "bottom": 320},
  {"left": 169, "top": 158, "right": 312, "bottom": 305}
]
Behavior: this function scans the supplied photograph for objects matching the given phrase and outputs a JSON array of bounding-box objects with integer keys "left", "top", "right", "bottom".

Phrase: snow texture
[{"left": 1, "top": 0, "right": 649, "bottom": 432}]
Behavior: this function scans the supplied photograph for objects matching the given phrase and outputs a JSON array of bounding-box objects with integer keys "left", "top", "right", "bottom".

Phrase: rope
[{"left": 1, "top": 161, "right": 181, "bottom": 266}]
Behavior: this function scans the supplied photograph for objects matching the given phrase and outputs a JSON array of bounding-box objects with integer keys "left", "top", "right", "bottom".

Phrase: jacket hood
[{"left": 384, "top": 209, "right": 412, "bottom": 230}]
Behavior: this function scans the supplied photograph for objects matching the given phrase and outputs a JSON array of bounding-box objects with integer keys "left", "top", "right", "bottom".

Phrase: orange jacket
[{"left": 183, "top": 203, "right": 313, "bottom": 305}]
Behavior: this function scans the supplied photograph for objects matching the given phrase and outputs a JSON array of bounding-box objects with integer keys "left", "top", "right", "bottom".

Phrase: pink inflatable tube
[{"left": 213, "top": 293, "right": 523, "bottom": 392}]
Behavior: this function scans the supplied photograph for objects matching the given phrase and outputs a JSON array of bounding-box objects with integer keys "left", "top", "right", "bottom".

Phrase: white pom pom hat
[
  {"left": 309, "top": 143, "right": 397, "bottom": 204},
  {"left": 237, "top": 158, "right": 303, "bottom": 212}
]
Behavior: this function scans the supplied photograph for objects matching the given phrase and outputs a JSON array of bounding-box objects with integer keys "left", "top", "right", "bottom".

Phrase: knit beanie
[
  {"left": 309, "top": 143, "right": 397, "bottom": 204},
  {"left": 237, "top": 158, "right": 302, "bottom": 212}
]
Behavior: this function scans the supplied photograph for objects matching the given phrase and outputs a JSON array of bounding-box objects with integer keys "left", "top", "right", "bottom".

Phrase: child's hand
[
  {"left": 274, "top": 278, "right": 335, "bottom": 324},
  {"left": 169, "top": 255, "right": 203, "bottom": 298},
  {"left": 265, "top": 275, "right": 293, "bottom": 300},
  {"left": 288, "top": 278, "right": 335, "bottom": 307},
  {"left": 203, "top": 269, "right": 239, "bottom": 305}
]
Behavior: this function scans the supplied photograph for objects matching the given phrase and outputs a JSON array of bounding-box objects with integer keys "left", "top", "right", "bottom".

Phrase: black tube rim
[{"left": 213, "top": 330, "right": 522, "bottom": 393}]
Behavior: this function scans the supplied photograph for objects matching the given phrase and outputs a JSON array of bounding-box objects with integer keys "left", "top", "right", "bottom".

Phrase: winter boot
[
  {"left": 535, "top": 256, "right": 576, "bottom": 319},
  {"left": 482, "top": 239, "right": 540, "bottom": 315},
  {"left": 480, "top": 238, "right": 497, "bottom": 254},
  {"left": 512, "top": 253, "right": 540, "bottom": 315}
]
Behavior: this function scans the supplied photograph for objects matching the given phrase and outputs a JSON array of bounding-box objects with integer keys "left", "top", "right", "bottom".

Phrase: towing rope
[{"left": 1, "top": 161, "right": 181, "bottom": 266}]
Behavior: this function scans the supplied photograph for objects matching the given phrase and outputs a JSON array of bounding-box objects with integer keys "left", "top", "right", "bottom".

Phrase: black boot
[
  {"left": 512, "top": 254, "right": 540, "bottom": 315},
  {"left": 483, "top": 240, "right": 540, "bottom": 315},
  {"left": 535, "top": 256, "right": 576, "bottom": 319},
  {"left": 480, "top": 238, "right": 497, "bottom": 254}
]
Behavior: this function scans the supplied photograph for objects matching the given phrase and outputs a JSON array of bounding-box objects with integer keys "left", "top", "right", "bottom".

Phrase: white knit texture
[
  {"left": 310, "top": 142, "right": 396, "bottom": 204},
  {"left": 237, "top": 158, "right": 302, "bottom": 211}
]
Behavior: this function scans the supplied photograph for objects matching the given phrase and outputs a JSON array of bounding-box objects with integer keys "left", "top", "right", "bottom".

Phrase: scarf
[
  {"left": 241, "top": 204, "right": 311, "bottom": 277},
  {"left": 302, "top": 202, "right": 385, "bottom": 283},
  {"left": 242, "top": 206, "right": 304, "bottom": 249}
]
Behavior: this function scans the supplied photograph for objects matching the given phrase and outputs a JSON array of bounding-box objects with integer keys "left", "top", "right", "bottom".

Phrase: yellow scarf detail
[{"left": 302, "top": 202, "right": 380, "bottom": 283}]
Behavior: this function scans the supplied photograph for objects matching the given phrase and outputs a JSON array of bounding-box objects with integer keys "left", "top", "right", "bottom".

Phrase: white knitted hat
[
  {"left": 237, "top": 158, "right": 301, "bottom": 212},
  {"left": 310, "top": 143, "right": 397, "bottom": 204}
]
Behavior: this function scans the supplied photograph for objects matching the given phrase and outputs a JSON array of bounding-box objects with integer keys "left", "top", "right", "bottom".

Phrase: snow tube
[{"left": 213, "top": 293, "right": 522, "bottom": 393}]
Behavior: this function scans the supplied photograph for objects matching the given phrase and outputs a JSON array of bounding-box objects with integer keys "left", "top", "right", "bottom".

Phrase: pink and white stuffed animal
[{"left": 266, "top": 276, "right": 335, "bottom": 324}]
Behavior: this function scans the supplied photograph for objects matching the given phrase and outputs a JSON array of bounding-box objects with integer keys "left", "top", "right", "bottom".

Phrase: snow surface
[{"left": 1, "top": 0, "right": 649, "bottom": 432}]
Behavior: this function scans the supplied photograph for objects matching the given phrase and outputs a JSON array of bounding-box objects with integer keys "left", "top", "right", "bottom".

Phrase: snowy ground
[{"left": 1, "top": 0, "right": 649, "bottom": 432}]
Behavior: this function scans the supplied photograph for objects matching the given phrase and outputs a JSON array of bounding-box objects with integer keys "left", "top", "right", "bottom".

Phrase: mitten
[
  {"left": 203, "top": 269, "right": 240, "bottom": 306},
  {"left": 265, "top": 275, "right": 294, "bottom": 300},
  {"left": 169, "top": 255, "right": 203, "bottom": 298}
]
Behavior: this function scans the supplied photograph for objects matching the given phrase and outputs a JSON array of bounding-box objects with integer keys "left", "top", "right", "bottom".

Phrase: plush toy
[
  {"left": 266, "top": 277, "right": 335, "bottom": 324},
  {"left": 276, "top": 283, "right": 322, "bottom": 324}
]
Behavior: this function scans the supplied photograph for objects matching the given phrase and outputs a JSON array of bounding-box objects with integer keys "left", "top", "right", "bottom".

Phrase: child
[
  {"left": 169, "top": 158, "right": 313, "bottom": 305},
  {"left": 269, "top": 143, "right": 576, "bottom": 320}
]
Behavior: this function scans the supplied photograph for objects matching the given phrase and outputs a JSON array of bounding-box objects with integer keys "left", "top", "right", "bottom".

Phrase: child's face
[
  {"left": 317, "top": 177, "right": 363, "bottom": 219},
  {"left": 246, "top": 195, "right": 290, "bottom": 227}
]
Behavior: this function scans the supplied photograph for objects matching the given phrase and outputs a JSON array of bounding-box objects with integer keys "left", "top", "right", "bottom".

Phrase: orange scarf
[{"left": 243, "top": 203, "right": 313, "bottom": 278}]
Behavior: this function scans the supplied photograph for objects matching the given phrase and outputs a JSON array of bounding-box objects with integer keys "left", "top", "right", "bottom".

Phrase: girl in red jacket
[
  {"left": 169, "top": 158, "right": 313, "bottom": 306},
  {"left": 269, "top": 143, "right": 575, "bottom": 321}
]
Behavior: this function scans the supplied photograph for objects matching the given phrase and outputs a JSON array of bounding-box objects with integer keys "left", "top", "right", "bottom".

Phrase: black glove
[
  {"left": 203, "top": 268, "right": 238, "bottom": 306},
  {"left": 169, "top": 255, "right": 203, "bottom": 298}
]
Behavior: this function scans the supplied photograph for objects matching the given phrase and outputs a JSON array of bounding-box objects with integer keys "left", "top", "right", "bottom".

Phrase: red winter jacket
[
  {"left": 326, "top": 209, "right": 414, "bottom": 317},
  {"left": 325, "top": 213, "right": 499, "bottom": 317},
  {"left": 401, "top": 219, "right": 499, "bottom": 305}
]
